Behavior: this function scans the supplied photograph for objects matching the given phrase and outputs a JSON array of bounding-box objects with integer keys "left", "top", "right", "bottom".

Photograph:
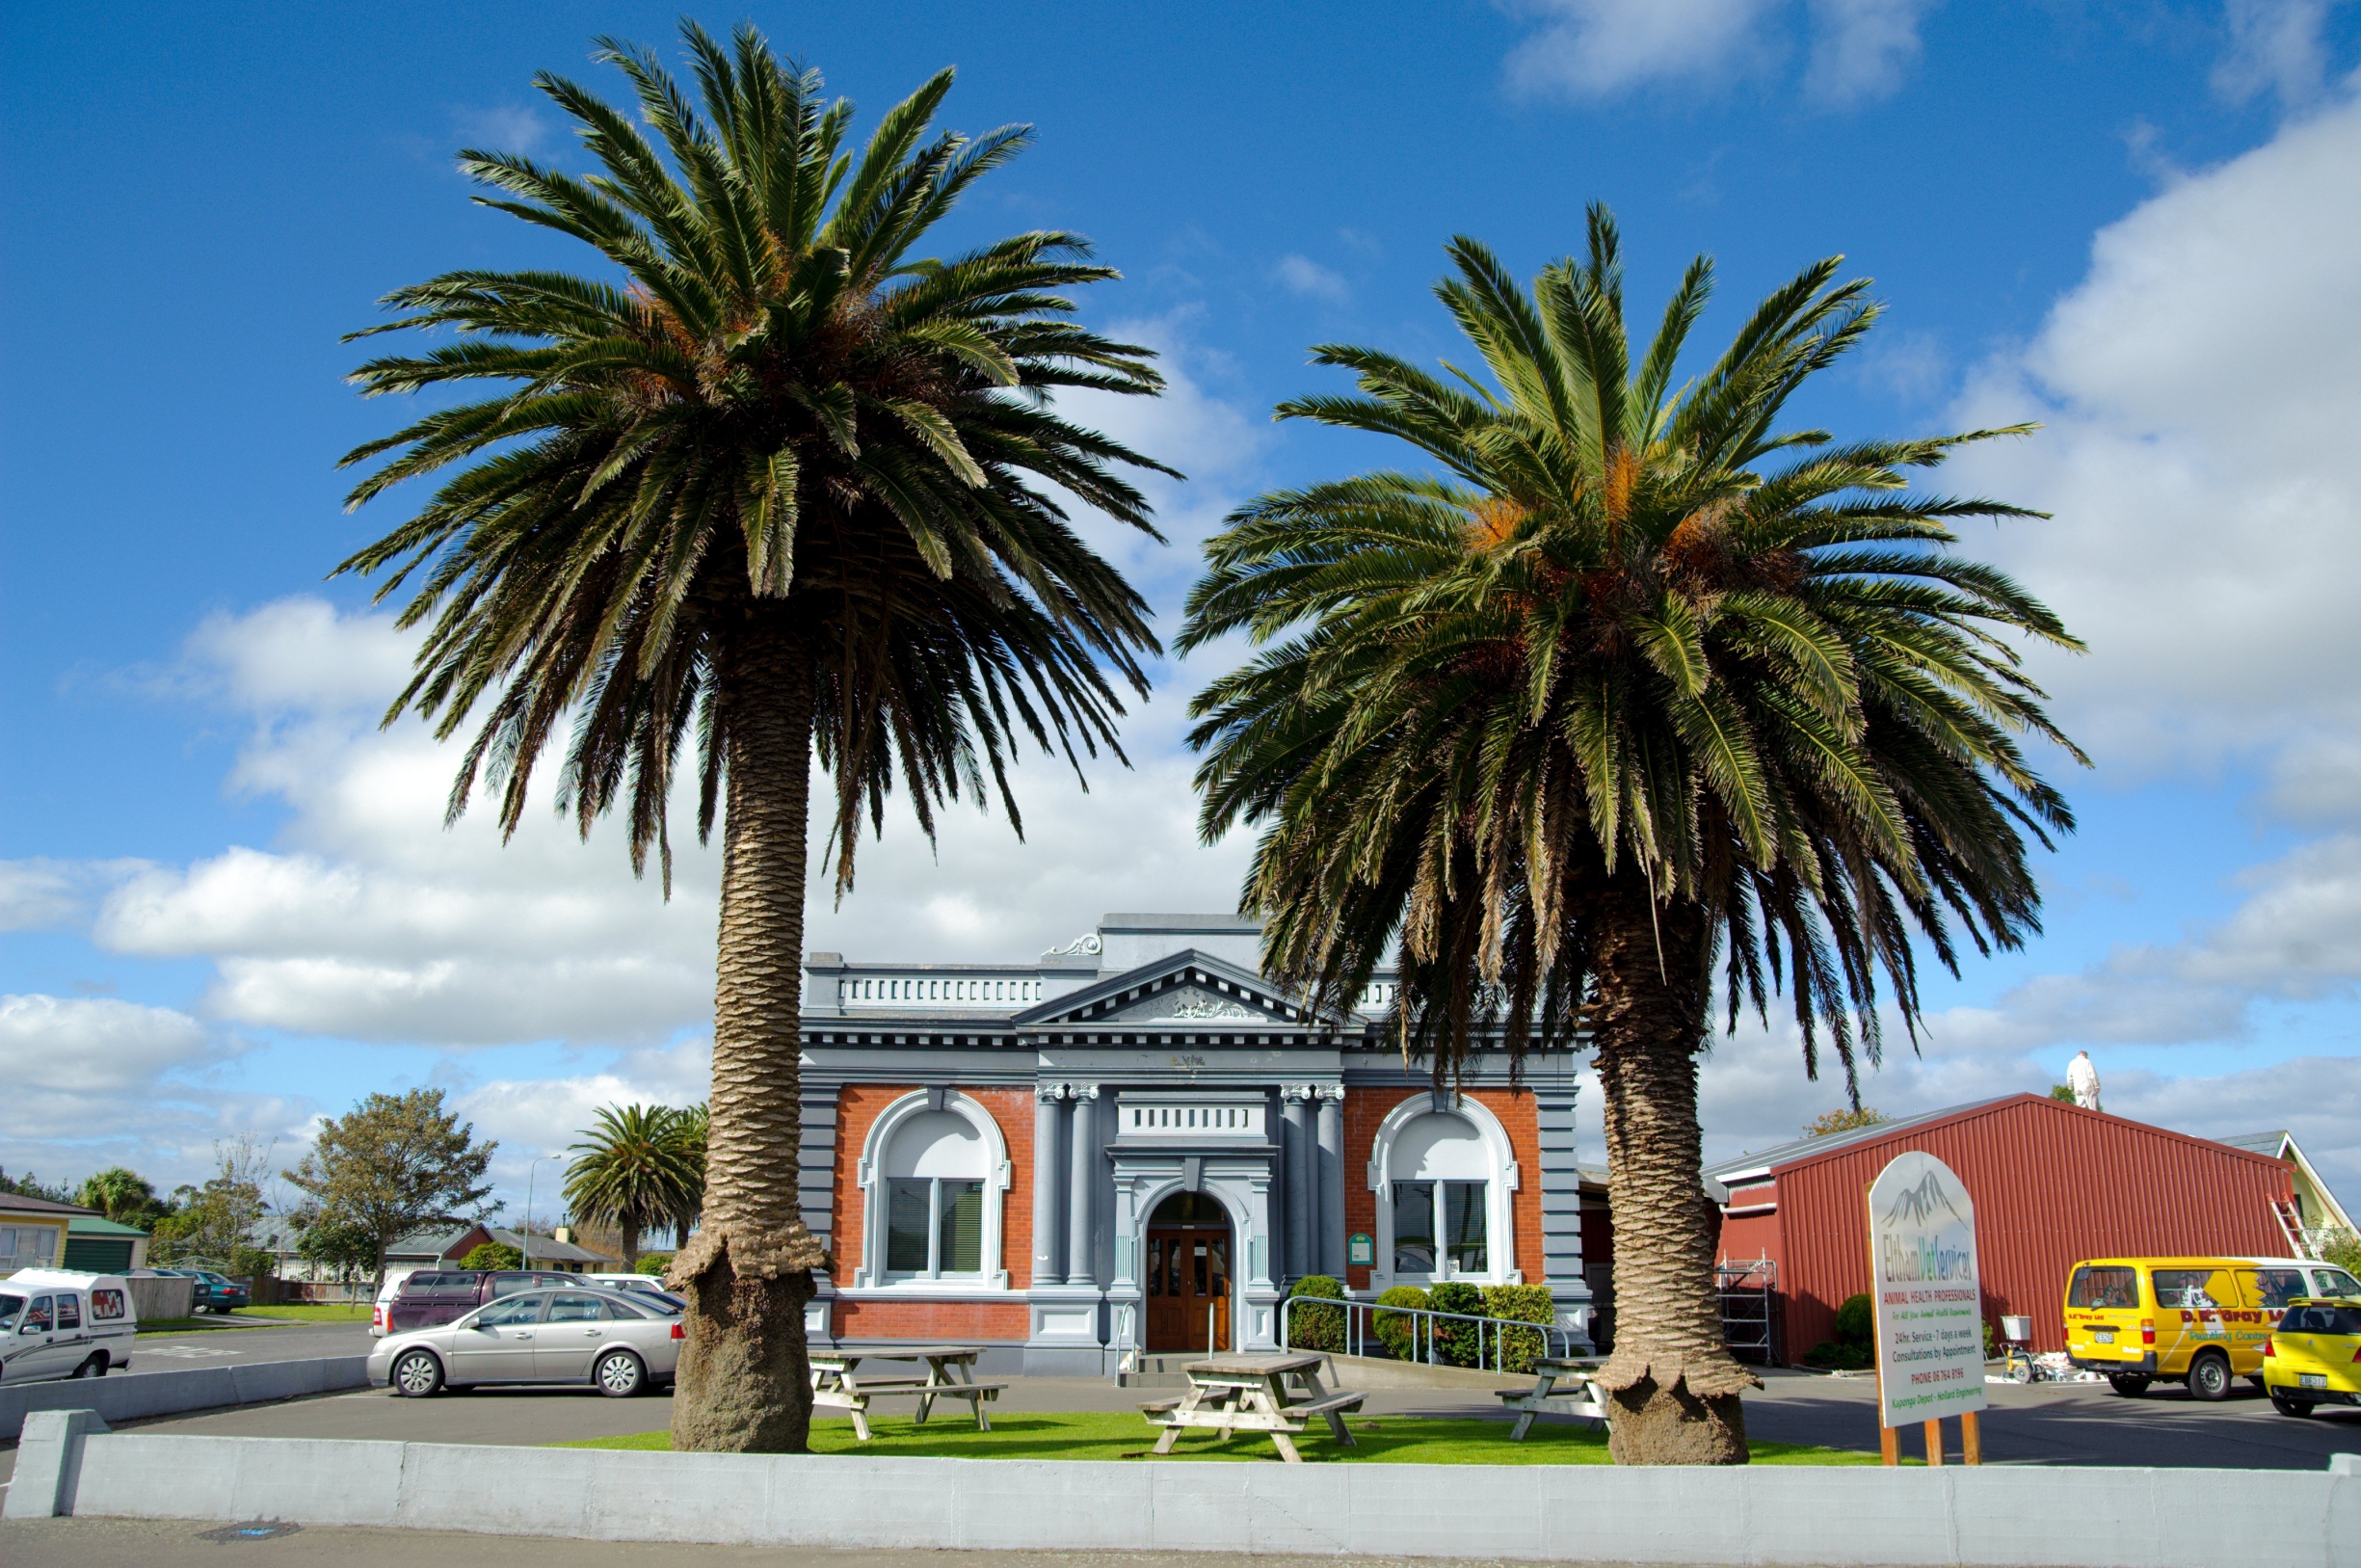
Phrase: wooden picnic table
[
  {"left": 1139, "top": 1352, "right": 1366, "bottom": 1464},
  {"left": 1496, "top": 1355, "right": 1609, "bottom": 1440},
  {"left": 809, "top": 1343, "right": 1005, "bottom": 1442}
]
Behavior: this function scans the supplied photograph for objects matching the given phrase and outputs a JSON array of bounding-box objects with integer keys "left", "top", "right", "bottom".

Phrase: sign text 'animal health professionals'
[{"left": 1868, "top": 1150, "right": 1987, "bottom": 1428}]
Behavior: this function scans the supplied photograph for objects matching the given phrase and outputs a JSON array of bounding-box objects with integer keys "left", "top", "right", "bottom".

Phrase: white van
[
  {"left": 2240, "top": 1257, "right": 2361, "bottom": 1306},
  {"left": 1, "top": 1268, "right": 138, "bottom": 1382},
  {"left": 583, "top": 1272, "right": 677, "bottom": 1300}
]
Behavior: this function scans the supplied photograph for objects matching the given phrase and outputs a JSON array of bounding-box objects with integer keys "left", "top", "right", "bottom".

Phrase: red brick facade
[
  {"left": 1338, "top": 1086, "right": 1544, "bottom": 1292},
  {"left": 829, "top": 1083, "right": 1038, "bottom": 1287}
]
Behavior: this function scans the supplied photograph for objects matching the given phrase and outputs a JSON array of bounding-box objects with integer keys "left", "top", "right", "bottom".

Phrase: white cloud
[
  {"left": 1274, "top": 254, "right": 1351, "bottom": 305},
  {"left": 0, "top": 994, "right": 271, "bottom": 1156},
  {"left": 1804, "top": 0, "right": 1939, "bottom": 105},
  {"left": 1951, "top": 86, "right": 2361, "bottom": 773},
  {"left": 1501, "top": 0, "right": 1934, "bottom": 102},
  {"left": 450, "top": 104, "right": 554, "bottom": 158},
  {"left": 1505, "top": 0, "right": 1778, "bottom": 98},
  {"left": 0, "top": 861, "right": 121, "bottom": 934},
  {"left": 2213, "top": 0, "right": 2350, "bottom": 108}
]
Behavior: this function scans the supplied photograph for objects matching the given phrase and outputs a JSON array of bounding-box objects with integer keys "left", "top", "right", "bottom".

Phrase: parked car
[
  {"left": 383, "top": 1269, "right": 596, "bottom": 1334},
  {"left": 366, "top": 1286, "right": 681, "bottom": 1397},
  {"left": 2263, "top": 1298, "right": 2361, "bottom": 1418},
  {"left": 1, "top": 1269, "right": 138, "bottom": 1382},
  {"left": 582, "top": 1272, "right": 685, "bottom": 1307},
  {"left": 147, "top": 1267, "right": 251, "bottom": 1314}
]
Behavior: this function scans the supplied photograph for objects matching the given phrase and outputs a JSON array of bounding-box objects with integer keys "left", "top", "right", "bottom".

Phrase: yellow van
[{"left": 2061, "top": 1257, "right": 2282, "bottom": 1400}]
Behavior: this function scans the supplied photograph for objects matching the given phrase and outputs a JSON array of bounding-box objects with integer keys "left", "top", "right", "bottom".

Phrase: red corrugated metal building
[{"left": 1700, "top": 1094, "right": 2296, "bottom": 1357}]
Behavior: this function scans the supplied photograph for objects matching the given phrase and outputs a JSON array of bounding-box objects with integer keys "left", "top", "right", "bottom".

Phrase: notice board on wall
[{"left": 1868, "top": 1150, "right": 1988, "bottom": 1429}]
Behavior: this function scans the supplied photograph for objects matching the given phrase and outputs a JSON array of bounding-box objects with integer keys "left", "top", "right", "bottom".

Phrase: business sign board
[{"left": 1868, "top": 1150, "right": 1987, "bottom": 1429}]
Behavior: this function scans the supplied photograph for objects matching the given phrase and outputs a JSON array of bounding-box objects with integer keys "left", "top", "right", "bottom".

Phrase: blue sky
[{"left": 5, "top": 1, "right": 2359, "bottom": 1221}]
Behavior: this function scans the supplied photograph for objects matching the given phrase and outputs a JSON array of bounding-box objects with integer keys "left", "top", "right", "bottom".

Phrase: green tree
[
  {"left": 335, "top": 25, "right": 1167, "bottom": 1453},
  {"left": 292, "top": 1210, "right": 382, "bottom": 1288},
  {"left": 149, "top": 1137, "right": 274, "bottom": 1267},
  {"left": 2050, "top": 1083, "right": 2077, "bottom": 1103},
  {"left": 1802, "top": 1107, "right": 1887, "bottom": 1138},
  {"left": 76, "top": 1167, "right": 162, "bottom": 1227},
  {"left": 461, "top": 1241, "right": 524, "bottom": 1270},
  {"left": 565, "top": 1104, "right": 703, "bottom": 1271},
  {"left": 1180, "top": 213, "right": 2082, "bottom": 1463},
  {"left": 283, "top": 1089, "right": 496, "bottom": 1295}
]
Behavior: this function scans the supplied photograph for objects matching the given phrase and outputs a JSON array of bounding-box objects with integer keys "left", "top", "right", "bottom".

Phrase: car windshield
[{"left": 0, "top": 1293, "right": 22, "bottom": 1330}]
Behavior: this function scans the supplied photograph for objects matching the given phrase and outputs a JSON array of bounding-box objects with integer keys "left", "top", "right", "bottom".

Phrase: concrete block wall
[
  {"left": 9, "top": 1416, "right": 2356, "bottom": 1566},
  {"left": 0, "top": 1355, "right": 369, "bottom": 1440}
]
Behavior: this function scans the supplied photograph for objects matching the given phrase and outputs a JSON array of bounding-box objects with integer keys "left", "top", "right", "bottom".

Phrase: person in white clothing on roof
[{"left": 2067, "top": 1050, "right": 2102, "bottom": 1111}]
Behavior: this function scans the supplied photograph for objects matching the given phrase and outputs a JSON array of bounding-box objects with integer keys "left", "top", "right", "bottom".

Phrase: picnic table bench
[
  {"left": 809, "top": 1344, "right": 1005, "bottom": 1442},
  {"left": 1496, "top": 1355, "right": 1609, "bottom": 1440},
  {"left": 1140, "top": 1352, "right": 1366, "bottom": 1464}
]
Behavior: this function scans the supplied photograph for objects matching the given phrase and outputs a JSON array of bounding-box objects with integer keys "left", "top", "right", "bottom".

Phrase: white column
[
  {"left": 1032, "top": 1084, "right": 1066, "bottom": 1286},
  {"left": 1316, "top": 1087, "right": 1346, "bottom": 1277},
  {"left": 1282, "top": 1086, "right": 1313, "bottom": 1281},
  {"left": 1066, "top": 1086, "right": 1099, "bottom": 1288}
]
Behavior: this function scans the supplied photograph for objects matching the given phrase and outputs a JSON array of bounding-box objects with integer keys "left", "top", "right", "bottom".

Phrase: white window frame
[
  {"left": 851, "top": 1089, "right": 1013, "bottom": 1293},
  {"left": 1365, "top": 1095, "right": 1521, "bottom": 1290}
]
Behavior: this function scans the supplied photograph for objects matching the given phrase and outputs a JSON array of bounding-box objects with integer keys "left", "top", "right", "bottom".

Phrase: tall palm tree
[
  {"left": 338, "top": 22, "right": 1171, "bottom": 1451},
  {"left": 564, "top": 1103, "right": 703, "bottom": 1270},
  {"left": 668, "top": 1101, "right": 709, "bottom": 1248},
  {"left": 1180, "top": 210, "right": 2083, "bottom": 1464}
]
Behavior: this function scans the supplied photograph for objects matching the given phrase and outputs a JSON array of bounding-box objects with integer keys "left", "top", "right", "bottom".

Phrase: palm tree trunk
[
  {"left": 621, "top": 1223, "right": 639, "bottom": 1273},
  {"left": 1589, "top": 874, "right": 1758, "bottom": 1464},
  {"left": 668, "top": 618, "right": 828, "bottom": 1452}
]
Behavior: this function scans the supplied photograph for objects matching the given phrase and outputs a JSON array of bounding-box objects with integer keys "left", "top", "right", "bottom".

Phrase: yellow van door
[{"left": 2151, "top": 1265, "right": 2244, "bottom": 1394}]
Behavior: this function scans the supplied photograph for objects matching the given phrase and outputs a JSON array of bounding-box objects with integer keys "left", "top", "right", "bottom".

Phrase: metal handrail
[{"left": 1278, "top": 1292, "right": 1579, "bottom": 1370}]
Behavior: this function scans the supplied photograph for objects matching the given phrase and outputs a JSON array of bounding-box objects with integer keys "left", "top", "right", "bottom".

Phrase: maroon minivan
[{"left": 385, "top": 1270, "right": 587, "bottom": 1333}]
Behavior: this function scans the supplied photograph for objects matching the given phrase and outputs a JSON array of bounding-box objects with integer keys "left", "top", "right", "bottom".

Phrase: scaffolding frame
[{"left": 1715, "top": 1256, "right": 1781, "bottom": 1366}]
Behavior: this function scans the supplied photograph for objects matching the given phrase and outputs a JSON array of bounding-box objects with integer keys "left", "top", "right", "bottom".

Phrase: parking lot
[
  {"left": 5, "top": 1360, "right": 2354, "bottom": 1478},
  {"left": 123, "top": 1316, "right": 373, "bottom": 1370}
]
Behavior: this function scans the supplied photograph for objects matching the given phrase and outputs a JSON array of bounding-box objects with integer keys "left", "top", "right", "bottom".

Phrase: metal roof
[
  {"left": 66, "top": 1216, "right": 149, "bottom": 1237},
  {"left": 1700, "top": 1096, "right": 2016, "bottom": 1197},
  {"left": 0, "top": 1192, "right": 97, "bottom": 1218}
]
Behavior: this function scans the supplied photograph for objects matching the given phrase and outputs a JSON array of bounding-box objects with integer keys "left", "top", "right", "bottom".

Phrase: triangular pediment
[{"left": 1014, "top": 949, "right": 1343, "bottom": 1029}]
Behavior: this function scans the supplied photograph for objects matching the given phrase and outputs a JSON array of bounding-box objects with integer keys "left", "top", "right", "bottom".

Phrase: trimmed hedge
[
  {"left": 1427, "top": 1281, "right": 1485, "bottom": 1365},
  {"left": 1285, "top": 1274, "right": 1346, "bottom": 1351},
  {"left": 1483, "top": 1283, "right": 1554, "bottom": 1374},
  {"left": 1372, "top": 1285, "right": 1430, "bottom": 1359}
]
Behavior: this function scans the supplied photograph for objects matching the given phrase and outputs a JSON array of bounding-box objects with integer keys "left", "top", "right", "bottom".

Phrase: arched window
[
  {"left": 852, "top": 1091, "right": 1013, "bottom": 1290},
  {"left": 1366, "top": 1098, "right": 1520, "bottom": 1288}
]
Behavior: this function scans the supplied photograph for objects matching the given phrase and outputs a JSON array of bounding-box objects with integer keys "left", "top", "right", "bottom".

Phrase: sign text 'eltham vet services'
[{"left": 1869, "top": 1150, "right": 1987, "bottom": 1428}]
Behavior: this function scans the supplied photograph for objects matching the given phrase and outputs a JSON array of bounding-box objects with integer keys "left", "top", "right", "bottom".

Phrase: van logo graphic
[{"left": 1879, "top": 1170, "right": 1966, "bottom": 1230}]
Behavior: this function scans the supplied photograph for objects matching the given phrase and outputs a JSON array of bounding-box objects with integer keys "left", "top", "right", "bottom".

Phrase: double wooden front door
[{"left": 1144, "top": 1224, "right": 1232, "bottom": 1351}]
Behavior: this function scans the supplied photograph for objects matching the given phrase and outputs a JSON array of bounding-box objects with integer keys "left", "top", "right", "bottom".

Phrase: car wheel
[
  {"left": 70, "top": 1353, "right": 108, "bottom": 1379},
  {"left": 2107, "top": 1373, "right": 2151, "bottom": 1397},
  {"left": 594, "top": 1348, "right": 647, "bottom": 1398},
  {"left": 2268, "top": 1390, "right": 2317, "bottom": 1419},
  {"left": 2188, "top": 1351, "right": 2232, "bottom": 1402},
  {"left": 391, "top": 1348, "right": 445, "bottom": 1397}
]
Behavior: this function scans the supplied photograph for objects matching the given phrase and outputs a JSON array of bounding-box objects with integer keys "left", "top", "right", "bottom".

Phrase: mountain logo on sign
[{"left": 1881, "top": 1170, "right": 1966, "bottom": 1229}]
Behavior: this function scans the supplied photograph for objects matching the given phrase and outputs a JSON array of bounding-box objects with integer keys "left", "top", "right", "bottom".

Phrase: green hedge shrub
[
  {"left": 1285, "top": 1274, "right": 1345, "bottom": 1351},
  {"left": 461, "top": 1242, "right": 522, "bottom": 1270},
  {"left": 1372, "top": 1285, "right": 1430, "bottom": 1359},
  {"left": 1834, "top": 1292, "right": 1873, "bottom": 1348},
  {"left": 1801, "top": 1340, "right": 1872, "bottom": 1370},
  {"left": 1483, "top": 1283, "right": 1554, "bottom": 1374},
  {"left": 637, "top": 1252, "right": 674, "bottom": 1277},
  {"left": 1427, "top": 1281, "right": 1485, "bottom": 1365}
]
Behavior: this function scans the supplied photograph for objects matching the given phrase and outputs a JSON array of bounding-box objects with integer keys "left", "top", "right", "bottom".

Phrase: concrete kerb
[
  {"left": 0, "top": 1354, "right": 370, "bottom": 1439},
  {"left": 6, "top": 1413, "right": 2358, "bottom": 1567}
]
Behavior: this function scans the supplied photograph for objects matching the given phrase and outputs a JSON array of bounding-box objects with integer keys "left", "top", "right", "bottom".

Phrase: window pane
[
  {"left": 1445, "top": 1182, "right": 1488, "bottom": 1275},
  {"left": 2067, "top": 1266, "right": 2138, "bottom": 1310},
  {"left": 1393, "top": 1182, "right": 1436, "bottom": 1274},
  {"left": 55, "top": 1295, "right": 81, "bottom": 1330},
  {"left": 2152, "top": 1268, "right": 2228, "bottom": 1309},
  {"left": 2241, "top": 1269, "right": 2308, "bottom": 1310},
  {"left": 887, "top": 1179, "right": 931, "bottom": 1272},
  {"left": 1147, "top": 1236, "right": 1163, "bottom": 1296},
  {"left": 938, "top": 1181, "right": 984, "bottom": 1273}
]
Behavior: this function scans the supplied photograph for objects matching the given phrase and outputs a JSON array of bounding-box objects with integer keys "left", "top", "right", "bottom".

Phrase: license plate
[
  {"left": 2300, "top": 1373, "right": 2328, "bottom": 1389},
  {"left": 2092, "top": 1330, "right": 2115, "bottom": 1344}
]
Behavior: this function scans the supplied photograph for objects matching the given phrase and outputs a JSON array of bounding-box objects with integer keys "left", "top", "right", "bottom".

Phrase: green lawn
[
  {"left": 557, "top": 1411, "right": 1883, "bottom": 1466},
  {"left": 228, "top": 1304, "right": 373, "bottom": 1322}
]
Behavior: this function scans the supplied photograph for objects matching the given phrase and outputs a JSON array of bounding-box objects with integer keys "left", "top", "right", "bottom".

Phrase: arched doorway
[{"left": 1144, "top": 1190, "right": 1232, "bottom": 1352}]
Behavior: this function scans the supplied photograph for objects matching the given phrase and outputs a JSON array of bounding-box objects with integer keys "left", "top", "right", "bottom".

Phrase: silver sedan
[{"left": 366, "top": 1287, "right": 681, "bottom": 1398}]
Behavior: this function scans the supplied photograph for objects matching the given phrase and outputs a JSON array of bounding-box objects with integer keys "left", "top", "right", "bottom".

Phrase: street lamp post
[{"left": 521, "top": 1154, "right": 563, "bottom": 1269}]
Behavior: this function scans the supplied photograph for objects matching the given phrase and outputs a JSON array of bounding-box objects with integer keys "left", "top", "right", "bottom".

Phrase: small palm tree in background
[
  {"left": 565, "top": 1103, "right": 703, "bottom": 1270},
  {"left": 1181, "top": 210, "right": 2083, "bottom": 1463},
  {"left": 338, "top": 22, "right": 1170, "bottom": 1450}
]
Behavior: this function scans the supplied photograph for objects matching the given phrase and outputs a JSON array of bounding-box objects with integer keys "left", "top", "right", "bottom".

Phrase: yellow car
[{"left": 2263, "top": 1298, "right": 2361, "bottom": 1418}]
